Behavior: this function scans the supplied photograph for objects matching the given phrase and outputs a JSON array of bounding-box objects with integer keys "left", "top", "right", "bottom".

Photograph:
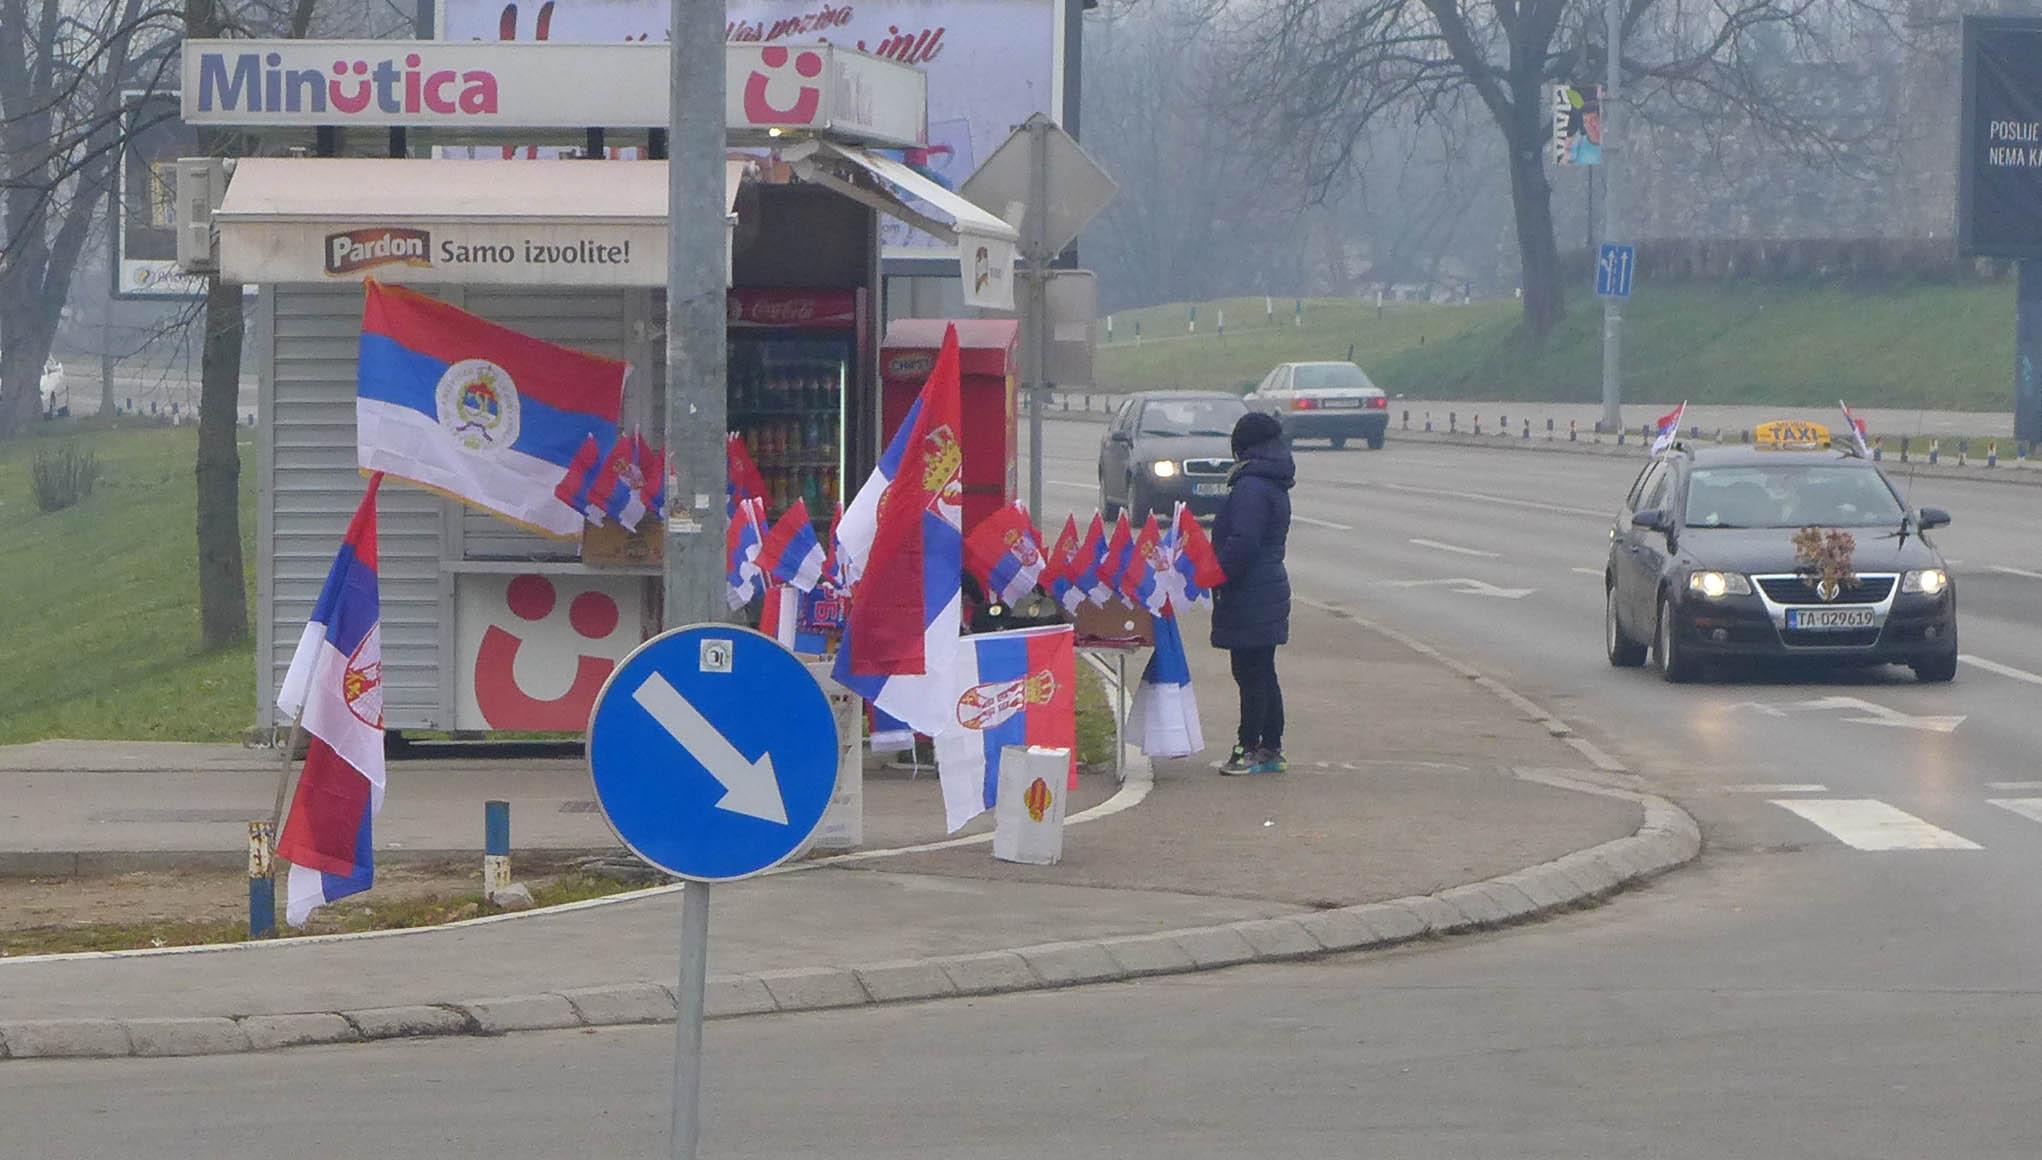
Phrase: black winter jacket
[{"left": 1209, "top": 436, "right": 1294, "bottom": 650}]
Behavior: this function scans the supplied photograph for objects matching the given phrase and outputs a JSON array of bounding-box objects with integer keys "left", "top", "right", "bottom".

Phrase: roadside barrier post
[
  {"left": 1449, "top": 411, "right": 1456, "bottom": 433},
  {"left": 248, "top": 821, "right": 276, "bottom": 939},
  {"left": 1473, "top": 413, "right": 1481, "bottom": 435},
  {"left": 1569, "top": 419, "right": 1577, "bottom": 442},
  {"left": 1523, "top": 418, "right": 1531, "bottom": 439},
  {"left": 1425, "top": 411, "right": 1433, "bottom": 433},
  {"left": 1930, "top": 439, "right": 1940, "bottom": 465},
  {"left": 484, "top": 800, "right": 511, "bottom": 904},
  {"left": 1547, "top": 417, "right": 1555, "bottom": 440},
  {"left": 1873, "top": 437, "right": 1883, "bottom": 462},
  {"left": 1900, "top": 436, "right": 1910, "bottom": 462},
  {"left": 1959, "top": 439, "right": 1969, "bottom": 467},
  {"left": 1988, "top": 441, "right": 1998, "bottom": 468},
  {"left": 1402, "top": 409, "right": 1409, "bottom": 430}
]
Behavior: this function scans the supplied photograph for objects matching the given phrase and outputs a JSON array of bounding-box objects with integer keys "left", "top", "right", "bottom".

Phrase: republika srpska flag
[
  {"left": 965, "top": 502, "right": 1047, "bottom": 607},
  {"left": 275, "top": 474, "right": 387, "bottom": 926},
  {"left": 833, "top": 326, "right": 965, "bottom": 737},
  {"left": 933, "top": 625, "right": 1076, "bottom": 832},
  {"left": 355, "top": 282, "right": 627, "bottom": 538}
]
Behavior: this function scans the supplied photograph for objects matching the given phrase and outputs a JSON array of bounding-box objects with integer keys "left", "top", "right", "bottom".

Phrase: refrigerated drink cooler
[{"left": 728, "top": 288, "right": 866, "bottom": 532}]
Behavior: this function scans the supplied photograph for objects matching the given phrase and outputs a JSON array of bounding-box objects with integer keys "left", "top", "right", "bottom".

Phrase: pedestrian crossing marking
[
  {"left": 1988, "top": 799, "right": 2042, "bottom": 826},
  {"left": 1769, "top": 799, "right": 1982, "bottom": 851}
]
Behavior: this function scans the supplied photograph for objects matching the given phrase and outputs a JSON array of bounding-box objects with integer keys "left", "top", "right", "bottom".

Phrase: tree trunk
[
  {"left": 195, "top": 274, "right": 248, "bottom": 648},
  {"left": 1506, "top": 140, "right": 1564, "bottom": 339}
]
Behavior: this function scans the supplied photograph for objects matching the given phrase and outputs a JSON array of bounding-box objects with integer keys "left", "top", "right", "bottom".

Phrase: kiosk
[{"left": 178, "top": 40, "right": 1019, "bottom": 735}]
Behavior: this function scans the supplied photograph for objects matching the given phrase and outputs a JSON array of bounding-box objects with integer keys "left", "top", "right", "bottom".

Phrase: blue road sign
[
  {"left": 1596, "top": 243, "right": 1636, "bottom": 299},
  {"left": 587, "top": 625, "right": 839, "bottom": 882}
]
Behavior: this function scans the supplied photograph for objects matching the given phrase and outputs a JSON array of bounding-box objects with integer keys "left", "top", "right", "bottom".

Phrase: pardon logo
[{"left": 327, "top": 227, "right": 431, "bottom": 276}]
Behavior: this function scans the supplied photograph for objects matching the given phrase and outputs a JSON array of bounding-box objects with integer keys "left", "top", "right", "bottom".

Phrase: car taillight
[
  {"left": 1291, "top": 398, "right": 1317, "bottom": 411},
  {"left": 1367, "top": 396, "right": 1387, "bottom": 409}
]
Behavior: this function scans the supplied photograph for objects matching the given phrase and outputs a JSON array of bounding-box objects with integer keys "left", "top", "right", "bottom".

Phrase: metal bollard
[
  {"left": 1959, "top": 439, "right": 1969, "bottom": 467},
  {"left": 484, "top": 800, "right": 511, "bottom": 904},
  {"left": 1449, "top": 411, "right": 1457, "bottom": 433},
  {"left": 1988, "top": 440, "right": 1998, "bottom": 468},
  {"left": 1425, "top": 411, "right": 1434, "bottom": 433},
  {"left": 1617, "top": 428, "right": 1626, "bottom": 446},
  {"left": 248, "top": 821, "right": 277, "bottom": 939},
  {"left": 1569, "top": 419, "right": 1577, "bottom": 442},
  {"left": 1873, "top": 437, "right": 1883, "bottom": 462},
  {"left": 1900, "top": 436, "right": 1910, "bottom": 462},
  {"left": 1929, "top": 439, "right": 1940, "bottom": 465},
  {"left": 1402, "top": 409, "right": 1410, "bottom": 431},
  {"left": 1473, "top": 413, "right": 1482, "bottom": 435},
  {"left": 1523, "top": 418, "right": 1531, "bottom": 439},
  {"left": 1547, "top": 417, "right": 1556, "bottom": 441}
]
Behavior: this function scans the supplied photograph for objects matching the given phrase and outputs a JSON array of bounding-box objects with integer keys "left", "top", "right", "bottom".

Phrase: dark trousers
[{"left": 1229, "top": 646, "right": 1284, "bottom": 752}]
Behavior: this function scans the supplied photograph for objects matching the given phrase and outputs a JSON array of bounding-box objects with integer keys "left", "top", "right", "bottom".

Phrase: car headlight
[
  {"left": 1149, "top": 460, "right": 1179, "bottom": 479},
  {"left": 1685, "top": 571, "right": 1751, "bottom": 599},
  {"left": 1902, "top": 568, "right": 1949, "bottom": 595}
]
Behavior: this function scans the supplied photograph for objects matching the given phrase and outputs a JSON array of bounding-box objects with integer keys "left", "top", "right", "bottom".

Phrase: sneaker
[
  {"left": 1248, "top": 749, "right": 1288, "bottom": 775},
  {"left": 1219, "top": 745, "right": 1255, "bottom": 775}
]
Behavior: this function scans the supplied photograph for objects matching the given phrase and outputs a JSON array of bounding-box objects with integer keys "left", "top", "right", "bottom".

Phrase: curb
[
  {"left": 0, "top": 616, "right": 1699, "bottom": 1063},
  {"left": 0, "top": 846, "right": 629, "bottom": 879}
]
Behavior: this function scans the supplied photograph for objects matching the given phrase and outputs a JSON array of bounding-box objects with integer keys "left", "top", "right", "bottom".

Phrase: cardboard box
[
  {"left": 1073, "top": 597, "right": 1153, "bottom": 649},
  {"left": 582, "top": 520, "right": 663, "bottom": 568}
]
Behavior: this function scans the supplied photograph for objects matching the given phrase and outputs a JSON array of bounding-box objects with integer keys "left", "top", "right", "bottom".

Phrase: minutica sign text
[{"left": 195, "top": 51, "right": 501, "bottom": 116}]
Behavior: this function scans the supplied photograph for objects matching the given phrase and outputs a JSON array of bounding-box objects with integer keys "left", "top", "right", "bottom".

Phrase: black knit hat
[{"left": 1231, "top": 410, "right": 1284, "bottom": 457}]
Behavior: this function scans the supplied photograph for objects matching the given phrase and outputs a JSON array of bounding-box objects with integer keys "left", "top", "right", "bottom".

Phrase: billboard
[
  {"left": 435, "top": 0, "right": 1061, "bottom": 257},
  {"left": 1959, "top": 16, "right": 2042, "bottom": 258},
  {"left": 116, "top": 91, "right": 207, "bottom": 299},
  {"left": 1552, "top": 83, "right": 1601, "bottom": 166}
]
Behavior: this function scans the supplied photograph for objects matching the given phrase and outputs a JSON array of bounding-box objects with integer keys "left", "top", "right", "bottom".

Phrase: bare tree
[{"left": 1222, "top": 0, "right": 1905, "bottom": 338}]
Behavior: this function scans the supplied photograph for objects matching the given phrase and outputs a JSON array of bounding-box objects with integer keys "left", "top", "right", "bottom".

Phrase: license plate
[
  {"left": 1786, "top": 607, "right": 1876, "bottom": 630},
  {"left": 1319, "top": 398, "right": 1363, "bottom": 409},
  {"left": 1193, "top": 482, "right": 1226, "bottom": 497}
]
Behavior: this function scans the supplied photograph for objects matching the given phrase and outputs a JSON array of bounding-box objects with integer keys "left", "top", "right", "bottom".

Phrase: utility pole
[
  {"left": 1599, "top": 0, "right": 1623, "bottom": 434},
  {"left": 1023, "top": 115, "right": 1050, "bottom": 519}
]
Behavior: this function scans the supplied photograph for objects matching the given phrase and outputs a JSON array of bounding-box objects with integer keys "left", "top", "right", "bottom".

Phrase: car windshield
[
  {"left": 1683, "top": 463, "right": 1905, "bottom": 529},
  {"left": 1140, "top": 398, "right": 1246, "bottom": 437},
  {"left": 1291, "top": 364, "right": 1374, "bottom": 392}
]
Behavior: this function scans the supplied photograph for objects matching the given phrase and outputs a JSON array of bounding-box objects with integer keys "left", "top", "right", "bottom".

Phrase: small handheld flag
[
  {"left": 726, "top": 496, "right": 766, "bottom": 609},
  {"left": 1650, "top": 402, "right": 1687, "bottom": 455},
  {"left": 759, "top": 499, "right": 826, "bottom": 592},
  {"left": 965, "top": 503, "right": 1048, "bottom": 607},
  {"left": 1838, "top": 400, "right": 1871, "bottom": 457},
  {"left": 1046, "top": 515, "right": 1084, "bottom": 613}
]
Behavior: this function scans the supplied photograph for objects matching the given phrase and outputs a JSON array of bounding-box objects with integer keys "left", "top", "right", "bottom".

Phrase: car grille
[
  {"left": 1756, "top": 575, "right": 1896, "bottom": 604},
  {"left": 1781, "top": 627, "right": 1883, "bottom": 648},
  {"left": 1182, "top": 458, "right": 1233, "bottom": 477}
]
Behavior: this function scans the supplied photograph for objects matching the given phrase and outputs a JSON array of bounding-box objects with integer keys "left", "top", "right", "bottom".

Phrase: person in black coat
[{"left": 1209, "top": 410, "right": 1294, "bottom": 775}]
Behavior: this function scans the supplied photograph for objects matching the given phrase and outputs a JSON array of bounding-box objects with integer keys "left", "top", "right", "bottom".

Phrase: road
[{"left": 8, "top": 428, "right": 2041, "bottom": 1156}]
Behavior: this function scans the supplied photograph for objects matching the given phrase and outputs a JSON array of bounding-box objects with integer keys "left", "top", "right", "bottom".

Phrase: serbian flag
[
  {"left": 635, "top": 435, "right": 667, "bottom": 521},
  {"left": 1838, "top": 400, "right": 1871, "bottom": 456},
  {"left": 727, "top": 496, "right": 766, "bottom": 609},
  {"left": 1168, "top": 503, "right": 1223, "bottom": 606},
  {"left": 820, "top": 502, "right": 847, "bottom": 593},
  {"left": 728, "top": 434, "right": 768, "bottom": 513},
  {"left": 553, "top": 434, "right": 603, "bottom": 515},
  {"left": 760, "top": 584, "right": 829, "bottom": 655},
  {"left": 356, "top": 282, "right": 627, "bottom": 538},
  {"left": 1072, "top": 513, "right": 1111, "bottom": 605},
  {"left": 760, "top": 499, "right": 826, "bottom": 592},
  {"left": 275, "top": 475, "right": 387, "bottom": 926},
  {"left": 1121, "top": 512, "right": 1167, "bottom": 612},
  {"left": 1130, "top": 610, "right": 1205, "bottom": 759},
  {"left": 1046, "top": 514, "right": 1085, "bottom": 613},
  {"left": 1649, "top": 402, "right": 1687, "bottom": 455},
  {"left": 932, "top": 625, "right": 1076, "bottom": 833},
  {"left": 833, "top": 326, "right": 965, "bottom": 737},
  {"left": 591, "top": 433, "right": 648, "bottom": 531},
  {"left": 1097, "top": 513, "right": 1135, "bottom": 604},
  {"left": 965, "top": 503, "right": 1047, "bottom": 607}
]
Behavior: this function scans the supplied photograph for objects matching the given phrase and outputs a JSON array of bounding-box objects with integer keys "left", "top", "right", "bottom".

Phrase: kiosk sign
[{"left": 1959, "top": 17, "right": 2042, "bottom": 258}]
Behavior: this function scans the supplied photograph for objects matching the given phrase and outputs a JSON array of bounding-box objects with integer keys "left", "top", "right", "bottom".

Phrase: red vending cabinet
[{"left": 879, "top": 319, "right": 1021, "bottom": 536}]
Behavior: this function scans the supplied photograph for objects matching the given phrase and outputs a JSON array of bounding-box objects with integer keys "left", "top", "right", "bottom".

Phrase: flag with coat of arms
[
  {"left": 1045, "top": 514, "right": 1086, "bottom": 613},
  {"left": 1650, "top": 402, "right": 1687, "bottom": 455},
  {"left": 932, "top": 624, "right": 1077, "bottom": 833},
  {"left": 964, "top": 502, "right": 1047, "bottom": 607}
]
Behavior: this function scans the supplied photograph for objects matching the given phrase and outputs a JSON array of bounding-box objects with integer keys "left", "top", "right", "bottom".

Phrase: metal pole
[
  {"left": 1025, "top": 117, "right": 1050, "bottom": 519},
  {"left": 1599, "top": 0, "right": 1623, "bottom": 434},
  {"left": 665, "top": 0, "right": 730, "bottom": 631},
  {"left": 671, "top": 881, "right": 711, "bottom": 1160}
]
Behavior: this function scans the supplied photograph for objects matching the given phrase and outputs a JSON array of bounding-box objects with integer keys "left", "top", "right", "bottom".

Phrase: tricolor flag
[
  {"left": 1838, "top": 400, "right": 1871, "bottom": 457},
  {"left": 965, "top": 503, "right": 1047, "bottom": 607},
  {"left": 553, "top": 434, "right": 603, "bottom": 515},
  {"left": 932, "top": 625, "right": 1077, "bottom": 833},
  {"left": 356, "top": 282, "right": 627, "bottom": 538},
  {"left": 1097, "top": 513, "right": 1135, "bottom": 604},
  {"left": 1130, "top": 610, "right": 1204, "bottom": 759},
  {"left": 1121, "top": 512, "right": 1167, "bottom": 613},
  {"left": 1046, "top": 515, "right": 1085, "bottom": 613},
  {"left": 727, "top": 496, "right": 766, "bottom": 610},
  {"left": 728, "top": 434, "right": 768, "bottom": 513},
  {"left": 590, "top": 432, "right": 648, "bottom": 531},
  {"left": 833, "top": 326, "right": 966, "bottom": 737},
  {"left": 1071, "top": 513, "right": 1111, "bottom": 607},
  {"left": 819, "top": 502, "right": 847, "bottom": 594},
  {"left": 275, "top": 475, "right": 387, "bottom": 926},
  {"left": 636, "top": 434, "right": 667, "bottom": 521},
  {"left": 760, "top": 499, "right": 826, "bottom": 592},
  {"left": 1650, "top": 401, "right": 1687, "bottom": 455},
  {"left": 1168, "top": 503, "right": 1223, "bottom": 607},
  {"left": 760, "top": 584, "right": 829, "bottom": 655}
]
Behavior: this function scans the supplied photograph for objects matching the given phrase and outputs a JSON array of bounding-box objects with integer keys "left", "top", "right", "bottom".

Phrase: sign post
[
  {"left": 588, "top": 624, "right": 840, "bottom": 1160},
  {"left": 1599, "top": 0, "right": 1624, "bottom": 435}
]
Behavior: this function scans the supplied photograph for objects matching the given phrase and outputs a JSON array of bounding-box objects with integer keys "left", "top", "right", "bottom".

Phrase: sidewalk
[{"left": 0, "top": 605, "right": 1698, "bottom": 1059}]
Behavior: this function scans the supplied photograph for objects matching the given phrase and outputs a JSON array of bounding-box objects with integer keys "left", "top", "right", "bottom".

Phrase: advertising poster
[
  {"left": 1960, "top": 17, "right": 2042, "bottom": 258},
  {"left": 116, "top": 91, "right": 208, "bottom": 298}
]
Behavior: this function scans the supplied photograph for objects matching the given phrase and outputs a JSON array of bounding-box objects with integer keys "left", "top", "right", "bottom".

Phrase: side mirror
[
  {"left": 1631, "top": 509, "right": 1667, "bottom": 532},
  {"left": 1917, "top": 506, "right": 1951, "bottom": 530},
  {"left": 1109, "top": 430, "right": 1133, "bottom": 445}
]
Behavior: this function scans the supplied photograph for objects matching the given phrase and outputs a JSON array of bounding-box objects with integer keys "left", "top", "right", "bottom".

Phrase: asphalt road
[{"left": 8, "top": 428, "right": 2040, "bottom": 1156}]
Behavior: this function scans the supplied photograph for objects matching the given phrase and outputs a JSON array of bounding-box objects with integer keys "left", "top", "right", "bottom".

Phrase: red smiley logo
[
  {"left": 743, "top": 46, "right": 824, "bottom": 125},
  {"left": 472, "top": 573, "right": 624, "bottom": 731}
]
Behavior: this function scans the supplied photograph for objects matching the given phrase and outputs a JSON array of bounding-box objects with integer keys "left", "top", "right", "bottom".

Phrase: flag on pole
[
  {"left": 1838, "top": 400, "right": 1871, "bottom": 457},
  {"left": 1098, "top": 513, "right": 1136, "bottom": 604},
  {"left": 726, "top": 496, "right": 766, "bottom": 609},
  {"left": 275, "top": 475, "right": 387, "bottom": 926},
  {"left": 591, "top": 432, "right": 649, "bottom": 531},
  {"left": 1071, "top": 513, "right": 1111, "bottom": 606},
  {"left": 965, "top": 503, "right": 1047, "bottom": 607},
  {"left": 819, "top": 502, "right": 847, "bottom": 594},
  {"left": 759, "top": 499, "right": 826, "bottom": 592},
  {"left": 1130, "top": 609, "right": 1204, "bottom": 759},
  {"left": 1120, "top": 512, "right": 1167, "bottom": 612},
  {"left": 1167, "top": 503, "right": 1223, "bottom": 606},
  {"left": 355, "top": 282, "right": 627, "bottom": 538},
  {"left": 933, "top": 625, "right": 1076, "bottom": 833},
  {"left": 553, "top": 434, "right": 603, "bottom": 515},
  {"left": 759, "top": 584, "right": 829, "bottom": 654},
  {"left": 1045, "top": 514, "right": 1085, "bottom": 613},
  {"left": 727, "top": 433, "right": 768, "bottom": 512},
  {"left": 1649, "top": 402, "right": 1687, "bottom": 455},
  {"left": 833, "top": 327, "right": 966, "bottom": 737},
  {"left": 636, "top": 434, "right": 666, "bottom": 521}
]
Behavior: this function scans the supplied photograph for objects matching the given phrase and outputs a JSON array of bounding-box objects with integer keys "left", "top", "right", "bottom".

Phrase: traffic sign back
[{"left": 587, "top": 625, "right": 839, "bottom": 882}]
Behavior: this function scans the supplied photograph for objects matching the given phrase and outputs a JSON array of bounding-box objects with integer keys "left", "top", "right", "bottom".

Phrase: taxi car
[{"left": 1604, "top": 421, "right": 1958, "bottom": 683}]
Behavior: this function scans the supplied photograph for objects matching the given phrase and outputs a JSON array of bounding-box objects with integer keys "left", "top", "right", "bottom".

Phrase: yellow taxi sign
[{"left": 1753, "top": 420, "right": 1830, "bottom": 450}]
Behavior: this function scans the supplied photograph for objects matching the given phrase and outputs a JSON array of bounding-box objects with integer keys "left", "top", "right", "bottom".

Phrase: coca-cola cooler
[
  {"left": 727, "top": 288, "right": 868, "bottom": 532},
  {"left": 879, "top": 319, "right": 1021, "bottom": 536}
]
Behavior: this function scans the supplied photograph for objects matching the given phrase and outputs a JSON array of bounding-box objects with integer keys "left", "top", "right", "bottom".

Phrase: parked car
[
  {"left": 1246, "top": 361, "right": 1389, "bottom": 449},
  {"left": 1098, "top": 391, "right": 1247, "bottom": 521}
]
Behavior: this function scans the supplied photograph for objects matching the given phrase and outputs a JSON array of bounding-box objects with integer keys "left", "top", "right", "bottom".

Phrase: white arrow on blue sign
[
  {"left": 586, "top": 624, "right": 839, "bottom": 882},
  {"left": 1596, "top": 243, "right": 1635, "bottom": 299}
]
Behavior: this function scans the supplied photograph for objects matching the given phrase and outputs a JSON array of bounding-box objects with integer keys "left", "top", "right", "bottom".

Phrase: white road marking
[
  {"left": 1769, "top": 799, "right": 1981, "bottom": 851},
  {"left": 1382, "top": 577, "right": 1535, "bottom": 599},
  {"left": 1409, "top": 537, "right": 1500, "bottom": 558},
  {"left": 1725, "top": 783, "right": 1828, "bottom": 794},
  {"left": 1987, "top": 565, "right": 2042, "bottom": 580},
  {"left": 1959, "top": 655, "right": 2042, "bottom": 687},
  {"left": 1572, "top": 567, "right": 1604, "bottom": 576},
  {"left": 1989, "top": 799, "right": 2042, "bottom": 826},
  {"left": 1988, "top": 781, "right": 2042, "bottom": 791},
  {"left": 1729, "top": 696, "right": 1965, "bottom": 733},
  {"left": 1294, "top": 514, "right": 1356, "bottom": 531}
]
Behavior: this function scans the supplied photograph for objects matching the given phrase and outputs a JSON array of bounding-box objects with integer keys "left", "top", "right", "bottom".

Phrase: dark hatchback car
[
  {"left": 1099, "top": 391, "right": 1247, "bottom": 520},
  {"left": 1605, "top": 439, "right": 1958, "bottom": 683}
]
